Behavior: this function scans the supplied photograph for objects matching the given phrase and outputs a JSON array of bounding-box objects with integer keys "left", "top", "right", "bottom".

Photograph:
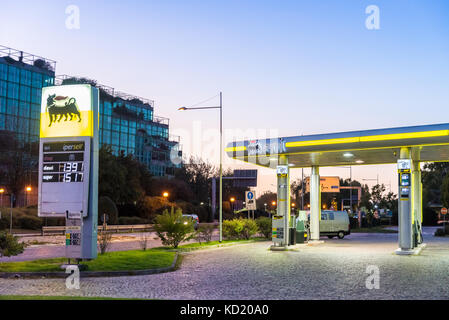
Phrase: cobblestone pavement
[{"left": 1, "top": 228, "right": 449, "bottom": 300}]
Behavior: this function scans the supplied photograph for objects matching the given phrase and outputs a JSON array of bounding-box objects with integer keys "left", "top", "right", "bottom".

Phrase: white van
[{"left": 319, "top": 210, "right": 351, "bottom": 239}]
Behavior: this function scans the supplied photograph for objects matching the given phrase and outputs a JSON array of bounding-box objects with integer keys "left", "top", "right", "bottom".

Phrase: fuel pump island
[
  {"left": 225, "top": 124, "right": 449, "bottom": 254},
  {"left": 38, "top": 84, "right": 99, "bottom": 260}
]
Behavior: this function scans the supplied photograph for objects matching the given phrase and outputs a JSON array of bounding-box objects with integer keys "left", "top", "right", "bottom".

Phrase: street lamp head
[
  {"left": 230, "top": 197, "right": 235, "bottom": 203},
  {"left": 162, "top": 192, "right": 169, "bottom": 198},
  {"left": 178, "top": 107, "right": 187, "bottom": 111},
  {"left": 0, "top": 188, "right": 4, "bottom": 193},
  {"left": 26, "top": 186, "right": 32, "bottom": 192}
]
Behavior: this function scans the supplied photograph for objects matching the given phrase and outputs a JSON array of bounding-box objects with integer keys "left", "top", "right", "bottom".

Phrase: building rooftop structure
[{"left": 0, "top": 44, "right": 56, "bottom": 74}]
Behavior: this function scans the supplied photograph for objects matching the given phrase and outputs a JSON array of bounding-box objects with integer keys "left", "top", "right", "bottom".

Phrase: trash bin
[{"left": 289, "top": 227, "right": 296, "bottom": 245}]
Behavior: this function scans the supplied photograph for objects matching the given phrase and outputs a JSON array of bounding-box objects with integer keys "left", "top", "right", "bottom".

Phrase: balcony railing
[{"left": 0, "top": 45, "right": 56, "bottom": 72}]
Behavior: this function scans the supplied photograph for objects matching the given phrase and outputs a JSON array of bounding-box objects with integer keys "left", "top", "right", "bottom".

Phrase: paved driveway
[{"left": 1, "top": 228, "right": 449, "bottom": 299}]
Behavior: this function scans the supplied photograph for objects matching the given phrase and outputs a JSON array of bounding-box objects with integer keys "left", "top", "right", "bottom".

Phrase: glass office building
[
  {"left": 58, "top": 75, "right": 181, "bottom": 177},
  {"left": 0, "top": 45, "right": 56, "bottom": 145},
  {"left": 0, "top": 45, "right": 180, "bottom": 207}
]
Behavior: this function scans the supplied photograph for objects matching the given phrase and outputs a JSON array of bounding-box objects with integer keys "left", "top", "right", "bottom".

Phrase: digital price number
[{"left": 42, "top": 142, "right": 86, "bottom": 183}]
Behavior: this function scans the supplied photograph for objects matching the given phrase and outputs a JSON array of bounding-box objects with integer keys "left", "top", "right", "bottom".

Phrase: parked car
[
  {"left": 319, "top": 210, "right": 351, "bottom": 239},
  {"left": 182, "top": 214, "right": 199, "bottom": 230}
]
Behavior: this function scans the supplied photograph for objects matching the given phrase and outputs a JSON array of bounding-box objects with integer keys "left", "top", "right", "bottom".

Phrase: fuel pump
[
  {"left": 272, "top": 165, "right": 291, "bottom": 247},
  {"left": 398, "top": 158, "right": 415, "bottom": 250}
]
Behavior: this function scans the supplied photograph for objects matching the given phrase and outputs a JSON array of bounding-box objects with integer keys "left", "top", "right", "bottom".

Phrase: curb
[
  {"left": 178, "top": 239, "right": 270, "bottom": 254},
  {"left": 0, "top": 253, "right": 178, "bottom": 279}
]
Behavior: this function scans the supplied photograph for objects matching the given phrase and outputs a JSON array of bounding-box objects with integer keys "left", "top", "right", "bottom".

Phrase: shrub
[
  {"left": 154, "top": 207, "right": 195, "bottom": 248},
  {"left": 196, "top": 225, "right": 214, "bottom": 244},
  {"left": 0, "top": 218, "right": 8, "bottom": 230},
  {"left": 256, "top": 217, "right": 272, "bottom": 239},
  {"left": 118, "top": 216, "right": 147, "bottom": 225},
  {"left": 98, "top": 196, "right": 119, "bottom": 225},
  {"left": 223, "top": 219, "right": 244, "bottom": 240},
  {"left": 223, "top": 218, "right": 259, "bottom": 240},
  {"left": 0, "top": 231, "right": 26, "bottom": 257},
  {"left": 241, "top": 219, "right": 259, "bottom": 240},
  {"left": 17, "top": 215, "right": 42, "bottom": 230},
  {"left": 97, "top": 227, "right": 112, "bottom": 255}
]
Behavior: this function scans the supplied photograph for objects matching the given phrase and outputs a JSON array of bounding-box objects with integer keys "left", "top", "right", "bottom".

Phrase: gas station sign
[{"left": 38, "top": 84, "right": 99, "bottom": 260}]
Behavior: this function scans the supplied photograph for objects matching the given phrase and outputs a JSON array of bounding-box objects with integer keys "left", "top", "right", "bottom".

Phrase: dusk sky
[{"left": 1, "top": 0, "right": 448, "bottom": 195}]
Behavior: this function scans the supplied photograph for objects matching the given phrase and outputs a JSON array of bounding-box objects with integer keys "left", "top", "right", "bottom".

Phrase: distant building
[
  {"left": 0, "top": 45, "right": 181, "bottom": 206},
  {"left": 0, "top": 45, "right": 56, "bottom": 206},
  {"left": 0, "top": 45, "right": 56, "bottom": 145}
]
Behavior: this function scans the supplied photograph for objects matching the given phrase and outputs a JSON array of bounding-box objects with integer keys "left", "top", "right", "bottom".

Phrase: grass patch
[
  {"left": 351, "top": 226, "right": 397, "bottom": 233},
  {"left": 0, "top": 295, "right": 143, "bottom": 300},
  {"left": 0, "top": 249, "right": 175, "bottom": 273}
]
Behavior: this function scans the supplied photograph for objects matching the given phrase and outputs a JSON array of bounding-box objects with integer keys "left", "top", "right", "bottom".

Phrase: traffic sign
[
  {"left": 441, "top": 207, "right": 447, "bottom": 215},
  {"left": 245, "top": 191, "right": 256, "bottom": 210}
]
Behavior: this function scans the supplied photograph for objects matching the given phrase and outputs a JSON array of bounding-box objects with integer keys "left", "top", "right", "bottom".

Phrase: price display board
[{"left": 38, "top": 137, "right": 91, "bottom": 217}]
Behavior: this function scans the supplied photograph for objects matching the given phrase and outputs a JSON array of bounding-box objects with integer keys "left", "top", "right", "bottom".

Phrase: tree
[
  {"left": 98, "top": 145, "right": 128, "bottom": 203},
  {"left": 154, "top": 207, "right": 195, "bottom": 248},
  {"left": 98, "top": 196, "right": 119, "bottom": 225},
  {"left": 99, "top": 145, "right": 152, "bottom": 205},
  {"left": 0, "top": 231, "right": 25, "bottom": 257},
  {"left": 0, "top": 131, "right": 38, "bottom": 207},
  {"left": 256, "top": 191, "right": 277, "bottom": 211},
  {"left": 175, "top": 156, "right": 216, "bottom": 205},
  {"left": 422, "top": 163, "right": 449, "bottom": 225}
]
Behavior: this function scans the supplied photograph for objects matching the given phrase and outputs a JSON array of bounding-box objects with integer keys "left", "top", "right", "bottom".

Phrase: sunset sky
[{"left": 2, "top": 0, "right": 448, "bottom": 195}]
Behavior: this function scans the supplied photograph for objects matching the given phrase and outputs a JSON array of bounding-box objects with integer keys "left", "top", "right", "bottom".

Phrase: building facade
[
  {"left": 0, "top": 45, "right": 180, "bottom": 206},
  {"left": 58, "top": 75, "right": 181, "bottom": 177},
  {"left": 0, "top": 45, "right": 55, "bottom": 145}
]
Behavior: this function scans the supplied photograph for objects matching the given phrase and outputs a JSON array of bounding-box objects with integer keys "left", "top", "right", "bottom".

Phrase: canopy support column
[
  {"left": 412, "top": 160, "right": 423, "bottom": 245},
  {"left": 278, "top": 156, "right": 290, "bottom": 246},
  {"left": 398, "top": 147, "right": 413, "bottom": 252},
  {"left": 310, "top": 166, "right": 321, "bottom": 241}
]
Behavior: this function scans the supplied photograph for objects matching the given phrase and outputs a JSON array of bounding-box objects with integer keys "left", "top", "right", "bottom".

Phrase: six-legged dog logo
[{"left": 46, "top": 94, "right": 82, "bottom": 127}]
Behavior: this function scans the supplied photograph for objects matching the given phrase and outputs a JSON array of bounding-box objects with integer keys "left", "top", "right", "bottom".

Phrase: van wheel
[
  {"left": 337, "top": 231, "right": 345, "bottom": 239},
  {"left": 327, "top": 236, "right": 334, "bottom": 239}
]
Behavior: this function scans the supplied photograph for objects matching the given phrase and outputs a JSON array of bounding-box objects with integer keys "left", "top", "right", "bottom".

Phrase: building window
[
  {"left": 7, "top": 83, "right": 19, "bottom": 100},
  {"left": 31, "top": 88, "right": 41, "bottom": 104},
  {"left": 0, "top": 80, "right": 7, "bottom": 97},
  {"left": 21, "top": 69, "right": 32, "bottom": 86},
  {"left": 20, "top": 85, "right": 31, "bottom": 102},
  {"left": 6, "top": 98, "right": 18, "bottom": 116},
  {"left": 8, "top": 66, "right": 20, "bottom": 83},
  {"left": 0, "top": 63, "right": 7, "bottom": 81},
  {"left": 32, "top": 73, "right": 42, "bottom": 88}
]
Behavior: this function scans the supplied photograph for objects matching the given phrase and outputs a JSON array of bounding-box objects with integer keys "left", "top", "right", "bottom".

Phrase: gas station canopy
[{"left": 226, "top": 123, "right": 449, "bottom": 168}]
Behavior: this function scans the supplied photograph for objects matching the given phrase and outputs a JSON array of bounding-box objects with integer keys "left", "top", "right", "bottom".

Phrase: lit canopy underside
[{"left": 226, "top": 123, "right": 449, "bottom": 168}]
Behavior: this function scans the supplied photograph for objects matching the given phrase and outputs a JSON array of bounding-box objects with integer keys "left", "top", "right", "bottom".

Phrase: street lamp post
[
  {"left": 0, "top": 188, "right": 4, "bottom": 219},
  {"left": 178, "top": 92, "right": 223, "bottom": 242},
  {"left": 25, "top": 186, "right": 32, "bottom": 207}
]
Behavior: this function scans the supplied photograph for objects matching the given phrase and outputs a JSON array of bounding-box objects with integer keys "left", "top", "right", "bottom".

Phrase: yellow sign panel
[
  {"left": 305, "top": 176, "right": 340, "bottom": 193},
  {"left": 40, "top": 84, "right": 93, "bottom": 138}
]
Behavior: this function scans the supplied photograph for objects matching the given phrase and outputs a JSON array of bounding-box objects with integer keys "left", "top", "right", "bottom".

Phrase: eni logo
[{"left": 46, "top": 94, "right": 82, "bottom": 127}]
